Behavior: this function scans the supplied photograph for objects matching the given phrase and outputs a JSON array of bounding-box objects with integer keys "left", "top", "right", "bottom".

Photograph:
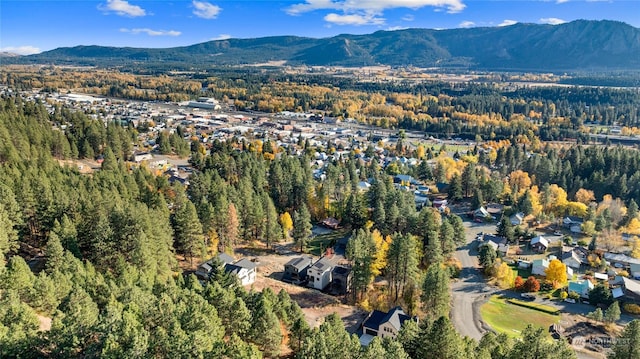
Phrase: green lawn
[
  {"left": 480, "top": 295, "right": 560, "bottom": 338},
  {"left": 306, "top": 229, "right": 350, "bottom": 256}
]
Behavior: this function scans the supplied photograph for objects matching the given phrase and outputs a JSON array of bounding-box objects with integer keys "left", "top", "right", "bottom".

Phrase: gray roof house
[
  {"left": 283, "top": 256, "right": 314, "bottom": 284},
  {"left": 360, "top": 306, "right": 416, "bottom": 346}
]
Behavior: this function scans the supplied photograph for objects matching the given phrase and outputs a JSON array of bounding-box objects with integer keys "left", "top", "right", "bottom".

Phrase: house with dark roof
[
  {"left": 283, "top": 256, "right": 314, "bottom": 284},
  {"left": 531, "top": 236, "right": 549, "bottom": 253},
  {"left": 360, "top": 307, "right": 416, "bottom": 346},
  {"left": 480, "top": 234, "right": 509, "bottom": 256},
  {"left": 195, "top": 253, "right": 235, "bottom": 279},
  {"left": 224, "top": 258, "right": 257, "bottom": 286},
  {"left": 330, "top": 265, "right": 352, "bottom": 294}
]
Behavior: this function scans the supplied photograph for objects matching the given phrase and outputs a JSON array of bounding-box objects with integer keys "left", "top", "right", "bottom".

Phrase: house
[
  {"left": 563, "top": 216, "right": 583, "bottom": 233},
  {"left": 321, "top": 217, "right": 340, "bottom": 230},
  {"left": 433, "top": 199, "right": 448, "bottom": 211},
  {"left": 481, "top": 234, "right": 509, "bottom": 256},
  {"left": 283, "top": 256, "right": 314, "bottom": 284},
  {"left": 474, "top": 207, "right": 491, "bottom": 220},
  {"left": 630, "top": 263, "right": 640, "bottom": 280},
  {"left": 532, "top": 259, "right": 550, "bottom": 276},
  {"left": 132, "top": 151, "right": 153, "bottom": 163},
  {"left": 330, "top": 265, "right": 352, "bottom": 294},
  {"left": 510, "top": 212, "right": 525, "bottom": 226},
  {"left": 611, "top": 276, "right": 640, "bottom": 302},
  {"left": 224, "top": 258, "right": 257, "bottom": 286},
  {"left": 393, "top": 174, "right": 414, "bottom": 184},
  {"left": 307, "top": 256, "right": 335, "bottom": 290},
  {"left": 195, "top": 253, "right": 234, "bottom": 279},
  {"left": 531, "top": 236, "right": 549, "bottom": 253},
  {"left": 360, "top": 306, "right": 416, "bottom": 345},
  {"left": 594, "top": 272, "right": 609, "bottom": 281},
  {"left": 568, "top": 280, "right": 594, "bottom": 299},
  {"left": 604, "top": 252, "right": 640, "bottom": 269},
  {"left": 358, "top": 181, "right": 372, "bottom": 192},
  {"left": 562, "top": 247, "right": 585, "bottom": 269}
]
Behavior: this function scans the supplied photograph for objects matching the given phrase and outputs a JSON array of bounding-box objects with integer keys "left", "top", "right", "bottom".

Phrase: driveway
[{"left": 450, "top": 220, "right": 498, "bottom": 340}]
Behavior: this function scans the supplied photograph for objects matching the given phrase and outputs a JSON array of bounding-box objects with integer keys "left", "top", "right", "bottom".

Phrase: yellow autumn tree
[
  {"left": 370, "top": 230, "right": 390, "bottom": 278},
  {"left": 508, "top": 170, "right": 532, "bottom": 196},
  {"left": 529, "top": 185, "right": 543, "bottom": 217},
  {"left": 279, "top": 212, "right": 293, "bottom": 237},
  {"left": 416, "top": 145, "right": 426, "bottom": 159},
  {"left": 547, "top": 184, "right": 569, "bottom": 215},
  {"left": 625, "top": 218, "right": 640, "bottom": 236},
  {"left": 545, "top": 259, "right": 568, "bottom": 288},
  {"left": 631, "top": 237, "right": 640, "bottom": 259},
  {"left": 565, "top": 201, "right": 588, "bottom": 218},
  {"left": 494, "top": 260, "right": 516, "bottom": 289}
]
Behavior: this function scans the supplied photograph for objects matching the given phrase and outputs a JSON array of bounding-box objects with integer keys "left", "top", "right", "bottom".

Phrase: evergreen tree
[
  {"left": 386, "top": 234, "right": 420, "bottom": 303},
  {"left": 471, "top": 188, "right": 484, "bottom": 210},
  {"left": 497, "top": 216, "right": 515, "bottom": 242},
  {"left": 604, "top": 301, "right": 621, "bottom": 324},
  {"left": 608, "top": 319, "right": 640, "bottom": 359},
  {"left": 292, "top": 205, "right": 312, "bottom": 253},
  {"left": 249, "top": 293, "right": 283, "bottom": 357},
  {"left": 448, "top": 174, "right": 463, "bottom": 202},
  {"left": 44, "top": 232, "right": 65, "bottom": 273},
  {"left": 172, "top": 200, "right": 204, "bottom": 267},
  {"left": 418, "top": 316, "right": 464, "bottom": 359},
  {"left": 346, "top": 229, "right": 376, "bottom": 301},
  {"left": 421, "top": 264, "right": 451, "bottom": 321}
]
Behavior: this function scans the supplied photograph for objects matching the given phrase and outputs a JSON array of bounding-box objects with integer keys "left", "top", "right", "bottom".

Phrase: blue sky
[{"left": 1, "top": 0, "right": 638, "bottom": 55}]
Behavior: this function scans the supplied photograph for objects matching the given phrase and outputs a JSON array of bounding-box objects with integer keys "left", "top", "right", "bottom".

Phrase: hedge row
[{"left": 506, "top": 298, "right": 560, "bottom": 315}]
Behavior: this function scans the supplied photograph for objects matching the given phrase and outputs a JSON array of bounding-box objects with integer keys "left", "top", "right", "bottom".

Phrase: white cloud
[
  {"left": 99, "top": 0, "right": 146, "bottom": 17},
  {"left": 540, "top": 17, "right": 566, "bottom": 25},
  {"left": 288, "top": 0, "right": 465, "bottom": 26},
  {"left": 555, "top": 0, "right": 570, "bottom": 3},
  {"left": 120, "top": 28, "right": 181, "bottom": 36},
  {"left": 402, "top": 14, "right": 415, "bottom": 21},
  {"left": 459, "top": 20, "right": 475, "bottom": 28},
  {"left": 192, "top": 1, "right": 221, "bottom": 19},
  {"left": 324, "top": 13, "right": 385, "bottom": 26},
  {"left": 211, "top": 34, "right": 232, "bottom": 40},
  {"left": 288, "top": 0, "right": 465, "bottom": 14},
  {"left": 387, "top": 26, "right": 408, "bottom": 31},
  {"left": 498, "top": 19, "right": 517, "bottom": 27},
  {"left": 0, "top": 46, "right": 41, "bottom": 55}
]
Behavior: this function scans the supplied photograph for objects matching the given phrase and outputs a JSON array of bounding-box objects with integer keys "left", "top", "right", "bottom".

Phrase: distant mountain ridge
[{"left": 11, "top": 20, "right": 640, "bottom": 71}]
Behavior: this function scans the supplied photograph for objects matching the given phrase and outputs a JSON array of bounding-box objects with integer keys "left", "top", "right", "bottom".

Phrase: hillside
[{"left": 10, "top": 20, "right": 640, "bottom": 71}]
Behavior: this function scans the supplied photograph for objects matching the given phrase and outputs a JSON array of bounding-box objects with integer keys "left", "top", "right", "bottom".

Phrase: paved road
[{"left": 450, "top": 220, "right": 497, "bottom": 340}]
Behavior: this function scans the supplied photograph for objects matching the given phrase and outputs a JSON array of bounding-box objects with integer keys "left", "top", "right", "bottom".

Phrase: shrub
[
  {"left": 578, "top": 239, "right": 588, "bottom": 247},
  {"left": 560, "top": 291, "right": 568, "bottom": 299},
  {"left": 568, "top": 291, "right": 581, "bottom": 300},
  {"left": 623, "top": 303, "right": 640, "bottom": 315},
  {"left": 523, "top": 276, "right": 540, "bottom": 292}
]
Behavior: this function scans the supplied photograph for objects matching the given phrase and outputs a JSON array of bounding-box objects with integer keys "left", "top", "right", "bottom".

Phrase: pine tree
[
  {"left": 608, "top": 319, "right": 640, "bottom": 359},
  {"left": 418, "top": 316, "right": 464, "bottom": 359},
  {"left": 173, "top": 200, "right": 204, "bottom": 267},
  {"left": 448, "top": 174, "right": 463, "bottom": 202},
  {"left": 604, "top": 301, "right": 621, "bottom": 324},
  {"left": 421, "top": 264, "right": 451, "bottom": 321},
  {"left": 44, "top": 232, "right": 65, "bottom": 273},
  {"left": 386, "top": 234, "right": 420, "bottom": 303},
  {"left": 249, "top": 293, "right": 283, "bottom": 357},
  {"left": 346, "top": 229, "right": 376, "bottom": 301},
  {"left": 292, "top": 205, "right": 312, "bottom": 253},
  {"left": 263, "top": 195, "right": 282, "bottom": 249}
]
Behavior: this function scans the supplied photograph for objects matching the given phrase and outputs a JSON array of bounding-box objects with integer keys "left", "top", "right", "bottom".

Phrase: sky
[{"left": 1, "top": 0, "right": 638, "bottom": 55}]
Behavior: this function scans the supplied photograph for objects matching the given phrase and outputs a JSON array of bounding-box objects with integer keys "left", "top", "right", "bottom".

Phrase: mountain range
[{"left": 8, "top": 20, "right": 640, "bottom": 71}]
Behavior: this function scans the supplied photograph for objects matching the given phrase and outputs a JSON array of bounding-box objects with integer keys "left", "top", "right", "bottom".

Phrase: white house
[
  {"left": 561, "top": 247, "right": 585, "bottom": 269},
  {"left": 510, "top": 212, "right": 525, "bottom": 226},
  {"left": 307, "top": 256, "right": 334, "bottom": 290},
  {"left": 532, "top": 259, "right": 550, "bottom": 276},
  {"left": 224, "top": 258, "right": 257, "bottom": 286}
]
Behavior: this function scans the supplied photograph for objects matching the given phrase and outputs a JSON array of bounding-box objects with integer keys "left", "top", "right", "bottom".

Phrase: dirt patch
[
  {"left": 37, "top": 314, "right": 52, "bottom": 332},
  {"left": 561, "top": 314, "right": 621, "bottom": 358}
]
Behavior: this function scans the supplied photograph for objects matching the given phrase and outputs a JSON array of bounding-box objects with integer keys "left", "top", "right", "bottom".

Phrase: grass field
[
  {"left": 480, "top": 295, "right": 560, "bottom": 337},
  {"left": 306, "top": 229, "right": 349, "bottom": 256}
]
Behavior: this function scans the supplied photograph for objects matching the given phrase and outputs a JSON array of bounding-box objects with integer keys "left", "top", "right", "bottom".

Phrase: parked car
[
  {"left": 521, "top": 293, "right": 536, "bottom": 300},
  {"left": 553, "top": 231, "right": 562, "bottom": 236},
  {"left": 564, "top": 298, "right": 576, "bottom": 303}
]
